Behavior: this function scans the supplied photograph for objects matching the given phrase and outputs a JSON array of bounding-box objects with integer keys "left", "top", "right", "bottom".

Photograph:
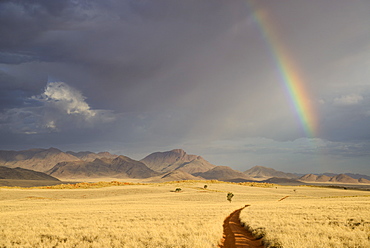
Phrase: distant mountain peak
[
  {"left": 140, "top": 149, "right": 214, "bottom": 173},
  {"left": 47, "top": 147, "right": 62, "bottom": 152},
  {"left": 251, "top": 165, "right": 269, "bottom": 169},
  {"left": 170, "top": 148, "right": 186, "bottom": 155},
  {"left": 114, "top": 155, "right": 128, "bottom": 160},
  {"left": 300, "top": 174, "right": 318, "bottom": 181}
]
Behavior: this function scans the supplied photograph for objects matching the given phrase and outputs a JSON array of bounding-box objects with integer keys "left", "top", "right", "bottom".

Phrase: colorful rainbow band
[{"left": 247, "top": 0, "right": 317, "bottom": 138}]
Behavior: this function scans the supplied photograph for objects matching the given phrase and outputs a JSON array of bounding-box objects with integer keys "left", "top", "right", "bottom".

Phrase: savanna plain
[{"left": 1, "top": 181, "right": 369, "bottom": 248}]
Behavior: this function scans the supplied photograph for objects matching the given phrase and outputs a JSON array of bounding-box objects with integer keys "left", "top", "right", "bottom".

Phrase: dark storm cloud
[
  {"left": 0, "top": 0, "right": 73, "bottom": 57},
  {"left": 1, "top": 0, "right": 370, "bottom": 174},
  {"left": 1, "top": 0, "right": 273, "bottom": 142},
  {"left": 0, "top": 0, "right": 248, "bottom": 111}
]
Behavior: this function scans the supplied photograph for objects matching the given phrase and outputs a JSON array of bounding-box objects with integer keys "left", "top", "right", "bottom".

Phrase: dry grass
[
  {"left": 1, "top": 182, "right": 369, "bottom": 247},
  {"left": 0, "top": 181, "right": 254, "bottom": 248},
  {"left": 240, "top": 185, "right": 370, "bottom": 248}
]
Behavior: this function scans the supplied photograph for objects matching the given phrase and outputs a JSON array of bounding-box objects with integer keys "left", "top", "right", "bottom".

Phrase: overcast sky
[{"left": 1, "top": 0, "right": 369, "bottom": 175}]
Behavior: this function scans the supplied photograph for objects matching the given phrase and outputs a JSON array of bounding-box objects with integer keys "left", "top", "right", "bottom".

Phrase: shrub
[{"left": 227, "top": 192, "right": 234, "bottom": 202}]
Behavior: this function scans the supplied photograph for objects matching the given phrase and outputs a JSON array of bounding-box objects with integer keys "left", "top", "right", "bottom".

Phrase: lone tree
[
  {"left": 175, "top": 188, "right": 182, "bottom": 192},
  {"left": 204, "top": 185, "right": 208, "bottom": 189},
  {"left": 227, "top": 192, "right": 234, "bottom": 203}
]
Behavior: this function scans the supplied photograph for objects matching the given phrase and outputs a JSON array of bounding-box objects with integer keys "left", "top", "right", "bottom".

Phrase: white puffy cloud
[
  {"left": 36, "top": 82, "right": 96, "bottom": 117},
  {"left": 0, "top": 82, "right": 115, "bottom": 134}
]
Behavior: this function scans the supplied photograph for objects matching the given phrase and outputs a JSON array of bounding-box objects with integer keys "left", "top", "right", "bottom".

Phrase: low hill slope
[
  {"left": 193, "top": 166, "right": 252, "bottom": 181},
  {"left": 150, "top": 170, "right": 204, "bottom": 182},
  {"left": 0, "top": 166, "right": 60, "bottom": 181},
  {"left": 172, "top": 158, "right": 216, "bottom": 174},
  {"left": 244, "top": 166, "right": 298, "bottom": 179},
  {"left": 263, "top": 177, "right": 306, "bottom": 185},
  {"left": 48, "top": 156, "right": 159, "bottom": 179},
  {"left": 359, "top": 178, "right": 370, "bottom": 184},
  {"left": 140, "top": 149, "right": 215, "bottom": 173}
]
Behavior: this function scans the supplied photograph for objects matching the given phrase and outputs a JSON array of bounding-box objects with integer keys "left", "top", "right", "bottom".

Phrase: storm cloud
[{"left": 1, "top": 0, "right": 370, "bottom": 175}]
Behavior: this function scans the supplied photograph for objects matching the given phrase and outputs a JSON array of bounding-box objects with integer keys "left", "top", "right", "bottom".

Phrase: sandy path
[{"left": 219, "top": 206, "right": 264, "bottom": 248}]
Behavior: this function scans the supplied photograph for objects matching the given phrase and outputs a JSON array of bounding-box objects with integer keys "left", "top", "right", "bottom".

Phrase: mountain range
[
  {"left": 47, "top": 156, "right": 159, "bottom": 179},
  {"left": 300, "top": 173, "right": 370, "bottom": 184},
  {"left": 0, "top": 148, "right": 117, "bottom": 172},
  {"left": 0, "top": 148, "right": 369, "bottom": 185},
  {"left": 140, "top": 149, "right": 215, "bottom": 174},
  {"left": 0, "top": 148, "right": 79, "bottom": 172}
]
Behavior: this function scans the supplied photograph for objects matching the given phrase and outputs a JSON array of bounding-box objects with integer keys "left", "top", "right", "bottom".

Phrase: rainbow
[{"left": 247, "top": 1, "right": 318, "bottom": 138}]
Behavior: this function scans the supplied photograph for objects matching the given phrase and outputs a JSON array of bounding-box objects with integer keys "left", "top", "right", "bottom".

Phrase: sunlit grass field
[
  {"left": 240, "top": 186, "right": 370, "bottom": 248},
  {"left": 1, "top": 181, "right": 369, "bottom": 247}
]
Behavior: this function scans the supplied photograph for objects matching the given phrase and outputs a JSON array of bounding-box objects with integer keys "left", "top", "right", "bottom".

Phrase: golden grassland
[
  {"left": 240, "top": 185, "right": 370, "bottom": 248},
  {"left": 0, "top": 181, "right": 369, "bottom": 248}
]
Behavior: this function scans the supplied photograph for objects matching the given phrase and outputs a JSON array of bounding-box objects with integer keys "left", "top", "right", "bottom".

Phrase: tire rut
[{"left": 219, "top": 206, "right": 264, "bottom": 248}]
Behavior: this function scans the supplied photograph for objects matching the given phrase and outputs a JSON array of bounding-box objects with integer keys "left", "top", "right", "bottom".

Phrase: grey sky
[{"left": 1, "top": 0, "right": 370, "bottom": 175}]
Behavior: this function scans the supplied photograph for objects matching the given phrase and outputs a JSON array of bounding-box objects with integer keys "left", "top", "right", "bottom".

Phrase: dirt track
[{"left": 219, "top": 206, "right": 264, "bottom": 248}]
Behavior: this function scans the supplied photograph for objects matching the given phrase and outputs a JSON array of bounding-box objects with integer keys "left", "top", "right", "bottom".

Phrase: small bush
[{"left": 227, "top": 192, "right": 234, "bottom": 202}]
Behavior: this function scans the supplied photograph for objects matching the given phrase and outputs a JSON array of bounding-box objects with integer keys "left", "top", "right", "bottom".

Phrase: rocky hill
[
  {"left": 0, "top": 166, "right": 60, "bottom": 181},
  {"left": 244, "top": 165, "right": 298, "bottom": 179},
  {"left": 140, "top": 149, "right": 215, "bottom": 174},
  {"left": 329, "top": 174, "right": 360, "bottom": 184},
  {"left": 193, "top": 166, "right": 252, "bottom": 181},
  {"left": 47, "top": 156, "right": 159, "bottom": 179},
  {"left": 300, "top": 174, "right": 318, "bottom": 181},
  {"left": 316, "top": 175, "right": 331, "bottom": 182}
]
